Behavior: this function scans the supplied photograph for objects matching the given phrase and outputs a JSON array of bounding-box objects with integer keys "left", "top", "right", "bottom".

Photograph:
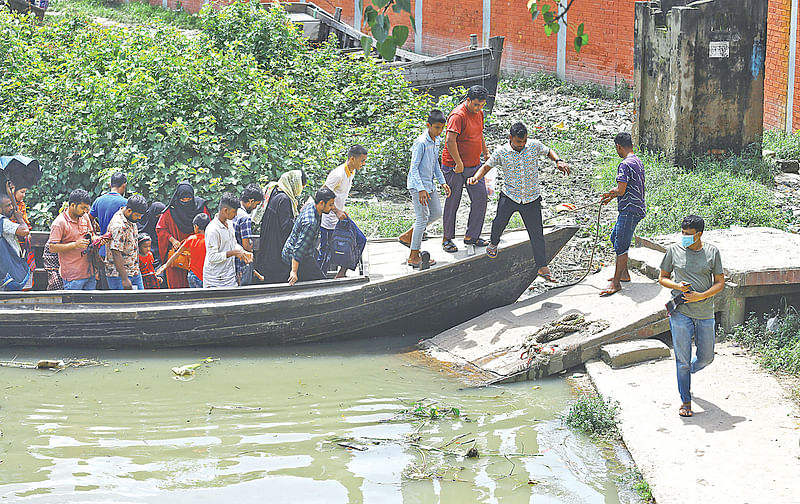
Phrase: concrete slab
[
  {"left": 636, "top": 227, "right": 800, "bottom": 287},
  {"left": 586, "top": 343, "right": 800, "bottom": 504},
  {"left": 600, "top": 339, "right": 670, "bottom": 368},
  {"left": 418, "top": 267, "right": 671, "bottom": 385}
]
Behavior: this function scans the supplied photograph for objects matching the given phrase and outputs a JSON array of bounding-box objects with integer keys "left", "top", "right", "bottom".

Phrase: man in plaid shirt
[
  {"left": 233, "top": 184, "right": 264, "bottom": 285},
  {"left": 282, "top": 187, "right": 336, "bottom": 286}
]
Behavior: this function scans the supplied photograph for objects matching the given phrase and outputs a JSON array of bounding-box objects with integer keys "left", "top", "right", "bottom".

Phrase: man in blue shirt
[
  {"left": 397, "top": 110, "right": 452, "bottom": 268},
  {"left": 600, "top": 132, "right": 646, "bottom": 297},
  {"left": 90, "top": 172, "right": 128, "bottom": 255},
  {"left": 283, "top": 187, "right": 336, "bottom": 285}
]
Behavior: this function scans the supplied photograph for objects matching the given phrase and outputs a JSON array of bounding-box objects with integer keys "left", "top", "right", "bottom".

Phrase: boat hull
[{"left": 0, "top": 226, "right": 577, "bottom": 347}]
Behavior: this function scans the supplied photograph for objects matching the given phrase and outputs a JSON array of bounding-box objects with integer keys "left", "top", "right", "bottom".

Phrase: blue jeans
[
  {"left": 410, "top": 189, "right": 443, "bottom": 250},
  {"left": 188, "top": 271, "right": 203, "bottom": 289},
  {"left": 669, "top": 311, "right": 716, "bottom": 404},
  {"left": 610, "top": 210, "right": 642, "bottom": 256},
  {"left": 107, "top": 274, "right": 144, "bottom": 290},
  {"left": 63, "top": 277, "right": 96, "bottom": 290}
]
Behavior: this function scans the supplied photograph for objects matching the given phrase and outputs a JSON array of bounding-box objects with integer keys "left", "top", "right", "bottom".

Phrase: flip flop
[
  {"left": 442, "top": 239, "right": 458, "bottom": 253},
  {"left": 538, "top": 272, "right": 557, "bottom": 283},
  {"left": 408, "top": 257, "right": 436, "bottom": 269},
  {"left": 464, "top": 237, "right": 489, "bottom": 247},
  {"left": 398, "top": 238, "right": 411, "bottom": 248},
  {"left": 599, "top": 286, "right": 621, "bottom": 297},
  {"left": 486, "top": 243, "right": 498, "bottom": 258},
  {"left": 679, "top": 402, "right": 693, "bottom": 417}
]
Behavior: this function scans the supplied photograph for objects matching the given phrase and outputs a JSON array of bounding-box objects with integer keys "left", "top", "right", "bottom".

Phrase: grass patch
[
  {"left": 564, "top": 394, "right": 620, "bottom": 439},
  {"left": 725, "top": 312, "right": 800, "bottom": 375},
  {"left": 500, "top": 72, "right": 631, "bottom": 102},
  {"left": 764, "top": 129, "right": 800, "bottom": 160},
  {"left": 594, "top": 150, "right": 784, "bottom": 236},
  {"left": 48, "top": 0, "right": 201, "bottom": 29},
  {"left": 347, "top": 201, "right": 413, "bottom": 238},
  {"left": 617, "top": 469, "right": 655, "bottom": 503}
]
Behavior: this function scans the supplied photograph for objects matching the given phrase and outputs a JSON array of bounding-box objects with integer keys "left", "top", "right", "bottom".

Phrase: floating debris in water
[
  {"left": 0, "top": 358, "right": 108, "bottom": 371},
  {"left": 171, "top": 357, "right": 219, "bottom": 380}
]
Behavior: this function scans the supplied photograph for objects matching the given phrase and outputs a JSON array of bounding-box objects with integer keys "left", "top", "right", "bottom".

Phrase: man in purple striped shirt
[{"left": 599, "top": 132, "right": 646, "bottom": 297}]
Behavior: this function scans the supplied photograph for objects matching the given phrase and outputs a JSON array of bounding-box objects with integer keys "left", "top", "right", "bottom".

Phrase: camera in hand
[{"left": 665, "top": 284, "right": 692, "bottom": 315}]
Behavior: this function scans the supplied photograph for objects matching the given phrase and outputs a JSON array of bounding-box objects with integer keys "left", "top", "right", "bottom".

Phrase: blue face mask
[{"left": 681, "top": 234, "right": 695, "bottom": 247}]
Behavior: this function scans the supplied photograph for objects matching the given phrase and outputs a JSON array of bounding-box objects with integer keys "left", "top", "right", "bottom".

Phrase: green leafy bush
[
  {"left": 0, "top": 3, "right": 448, "bottom": 228},
  {"left": 564, "top": 394, "right": 620, "bottom": 438},
  {"left": 726, "top": 313, "right": 800, "bottom": 375},
  {"left": 594, "top": 151, "right": 784, "bottom": 237},
  {"left": 49, "top": 0, "right": 201, "bottom": 29},
  {"left": 764, "top": 129, "right": 800, "bottom": 160}
]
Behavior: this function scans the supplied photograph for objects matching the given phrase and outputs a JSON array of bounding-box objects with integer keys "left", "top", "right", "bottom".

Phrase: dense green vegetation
[
  {"left": 594, "top": 150, "right": 784, "bottom": 236},
  {"left": 564, "top": 394, "right": 620, "bottom": 438},
  {"left": 500, "top": 72, "right": 631, "bottom": 102},
  {"left": 0, "top": 3, "right": 445, "bottom": 228},
  {"left": 764, "top": 129, "right": 800, "bottom": 160},
  {"left": 49, "top": 0, "right": 201, "bottom": 29},
  {"left": 726, "top": 312, "right": 800, "bottom": 376}
]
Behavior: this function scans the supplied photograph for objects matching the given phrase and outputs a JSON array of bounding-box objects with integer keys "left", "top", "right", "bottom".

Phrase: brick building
[{"left": 155, "top": 0, "right": 800, "bottom": 132}]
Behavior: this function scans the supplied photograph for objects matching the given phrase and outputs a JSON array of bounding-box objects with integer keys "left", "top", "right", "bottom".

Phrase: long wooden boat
[
  {"left": 275, "top": 2, "right": 505, "bottom": 112},
  {"left": 0, "top": 226, "right": 576, "bottom": 347}
]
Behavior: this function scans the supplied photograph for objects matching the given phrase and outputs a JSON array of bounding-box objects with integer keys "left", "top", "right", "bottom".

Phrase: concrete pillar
[
  {"left": 354, "top": 0, "right": 362, "bottom": 31},
  {"left": 556, "top": 0, "right": 567, "bottom": 80},
  {"left": 414, "top": 0, "right": 423, "bottom": 54},
  {"left": 162, "top": 0, "right": 167, "bottom": 9},
  {"left": 482, "top": 0, "right": 491, "bottom": 46},
  {"left": 787, "top": 0, "right": 798, "bottom": 132},
  {"left": 720, "top": 292, "right": 747, "bottom": 332}
]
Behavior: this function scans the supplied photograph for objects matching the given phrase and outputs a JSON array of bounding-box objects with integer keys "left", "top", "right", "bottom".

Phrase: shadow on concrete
[{"left": 688, "top": 396, "right": 747, "bottom": 433}]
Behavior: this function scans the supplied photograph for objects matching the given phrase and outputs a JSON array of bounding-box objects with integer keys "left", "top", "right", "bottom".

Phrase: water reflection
[{"left": 0, "top": 340, "right": 631, "bottom": 503}]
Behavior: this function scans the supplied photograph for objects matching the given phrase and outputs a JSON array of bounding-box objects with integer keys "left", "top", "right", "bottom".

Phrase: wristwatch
[{"left": 554, "top": 158, "right": 562, "bottom": 164}]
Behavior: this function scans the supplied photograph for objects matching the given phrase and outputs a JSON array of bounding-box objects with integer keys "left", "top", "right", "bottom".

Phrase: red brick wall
[
  {"left": 170, "top": 0, "right": 799, "bottom": 130},
  {"left": 764, "top": 0, "right": 800, "bottom": 131}
]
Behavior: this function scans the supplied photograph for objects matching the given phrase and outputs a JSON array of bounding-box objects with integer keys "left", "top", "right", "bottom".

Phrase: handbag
[{"left": 167, "top": 245, "right": 192, "bottom": 271}]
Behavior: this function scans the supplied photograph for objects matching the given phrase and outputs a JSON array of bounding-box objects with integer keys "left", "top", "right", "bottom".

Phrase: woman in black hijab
[{"left": 155, "top": 182, "right": 209, "bottom": 289}]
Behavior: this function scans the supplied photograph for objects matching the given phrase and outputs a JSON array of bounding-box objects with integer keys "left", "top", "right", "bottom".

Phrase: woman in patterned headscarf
[{"left": 253, "top": 170, "right": 306, "bottom": 284}]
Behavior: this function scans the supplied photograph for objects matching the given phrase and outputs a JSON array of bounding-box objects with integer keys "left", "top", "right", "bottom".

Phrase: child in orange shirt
[
  {"left": 138, "top": 233, "right": 161, "bottom": 289},
  {"left": 157, "top": 214, "right": 208, "bottom": 288}
]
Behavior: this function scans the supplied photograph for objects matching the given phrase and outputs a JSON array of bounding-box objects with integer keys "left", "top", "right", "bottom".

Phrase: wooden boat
[
  {"left": 274, "top": 2, "right": 505, "bottom": 112},
  {"left": 0, "top": 226, "right": 577, "bottom": 347}
]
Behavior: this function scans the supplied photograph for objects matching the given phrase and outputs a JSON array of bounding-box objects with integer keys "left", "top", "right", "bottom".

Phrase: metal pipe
[
  {"left": 354, "top": 0, "right": 362, "bottom": 31},
  {"left": 787, "top": 0, "right": 798, "bottom": 132},
  {"left": 482, "top": 0, "right": 491, "bottom": 46},
  {"left": 557, "top": 0, "right": 567, "bottom": 80}
]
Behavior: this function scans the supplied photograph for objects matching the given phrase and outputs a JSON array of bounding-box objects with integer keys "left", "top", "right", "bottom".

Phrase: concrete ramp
[{"left": 416, "top": 267, "right": 671, "bottom": 385}]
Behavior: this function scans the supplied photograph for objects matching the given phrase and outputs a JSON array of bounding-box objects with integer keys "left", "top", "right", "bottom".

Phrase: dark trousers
[
  {"left": 297, "top": 255, "right": 326, "bottom": 282},
  {"left": 490, "top": 193, "right": 547, "bottom": 269},
  {"left": 442, "top": 164, "right": 487, "bottom": 240}
]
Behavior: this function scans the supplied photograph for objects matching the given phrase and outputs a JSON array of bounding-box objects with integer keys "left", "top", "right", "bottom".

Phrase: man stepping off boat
[{"left": 467, "top": 122, "right": 570, "bottom": 283}]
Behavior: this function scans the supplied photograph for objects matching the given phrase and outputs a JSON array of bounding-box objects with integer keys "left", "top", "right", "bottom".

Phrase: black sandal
[
  {"left": 442, "top": 239, "right": 458, "bottom": 253},
  {"left": 464, "top": 237, "right": 489, "bottom": 247}
]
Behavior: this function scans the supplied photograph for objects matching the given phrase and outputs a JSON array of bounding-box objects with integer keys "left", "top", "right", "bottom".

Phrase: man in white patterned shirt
[{"left": 468, "top": 122, "right": 570, "bottom": 282}]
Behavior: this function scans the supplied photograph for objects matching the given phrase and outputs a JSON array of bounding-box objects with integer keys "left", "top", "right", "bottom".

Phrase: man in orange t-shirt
[{"left": 441, "top": 85, "right": 490, "bottom": 253}]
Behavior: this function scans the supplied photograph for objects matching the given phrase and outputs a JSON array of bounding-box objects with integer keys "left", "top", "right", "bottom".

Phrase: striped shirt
[{"left": 616, "top": 154, "right": 646, "bottom": 217}]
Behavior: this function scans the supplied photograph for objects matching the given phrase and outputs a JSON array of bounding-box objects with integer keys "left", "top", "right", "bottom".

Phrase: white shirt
[
  {"left": 203, "top": 216, "right": 243, "bottom": 288},
  {"left": 321, "top": 164, "right": 355, "bottom": 230},
  {"left": 1, "top": 216, "right": 21, "bottom": 257}
]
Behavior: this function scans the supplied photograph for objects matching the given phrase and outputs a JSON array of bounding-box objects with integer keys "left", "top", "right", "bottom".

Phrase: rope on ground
[
  {"left": 545, "top": 199, "right": 604, "bottom": 290},
  {"left": 520, "top": 313, "right": 610, "bottom": 367}
]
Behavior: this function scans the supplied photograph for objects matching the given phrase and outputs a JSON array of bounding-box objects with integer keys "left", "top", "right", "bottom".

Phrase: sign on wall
[{"left": 709, "top": 41, "right": 730, "bottom": 58}]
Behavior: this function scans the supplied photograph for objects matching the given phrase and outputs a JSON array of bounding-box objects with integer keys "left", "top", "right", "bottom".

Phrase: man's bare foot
[
  {"left": 537, "top": 267, "right": 556, "bottom": 283},
  {"left": 599, "top": 283, "right": 622, "bottom": 296},
  {"left": 608, "top": 275, "right": 631, "bottom": 282}
]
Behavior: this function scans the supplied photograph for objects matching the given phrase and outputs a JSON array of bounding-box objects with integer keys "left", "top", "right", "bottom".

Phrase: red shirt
[
  {"left": 139, "top": 252, "right": 159, "bottom": 289},
  {"left": 183, "top": 233, "right": 206, "bottom": 281},
  {"left": 441, "top": 102, "right": 484, "bottom": 168}
]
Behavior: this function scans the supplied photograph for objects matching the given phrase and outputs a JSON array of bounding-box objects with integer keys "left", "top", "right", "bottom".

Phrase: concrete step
[
  {"left": 600, "top": 339, "right": 671, "bottom": 368},
  {"left": 628, "top": 246, "right": 664, "bottom": 281}
]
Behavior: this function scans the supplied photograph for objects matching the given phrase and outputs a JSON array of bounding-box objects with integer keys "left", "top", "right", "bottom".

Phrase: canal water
[{"left": 0, "top": 336, "right": 637, "bottom": 503}]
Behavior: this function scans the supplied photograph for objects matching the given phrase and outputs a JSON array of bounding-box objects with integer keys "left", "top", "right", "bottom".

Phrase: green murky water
[{"left": 0, "top": 337, "right": 634, "bottom": 503}]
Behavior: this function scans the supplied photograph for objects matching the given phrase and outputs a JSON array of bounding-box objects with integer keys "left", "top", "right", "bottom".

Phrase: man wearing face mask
[
  {"left": 658, "top": 215, "right": 725, "bottom": 418},
  {"left": 105, "top": 195, "right": 148, "bottom": 290}
]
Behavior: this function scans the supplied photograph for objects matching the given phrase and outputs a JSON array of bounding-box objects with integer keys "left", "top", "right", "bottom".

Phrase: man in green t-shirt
[{"left": 658, "top": 215, "right": 725, "bottom": 418}]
